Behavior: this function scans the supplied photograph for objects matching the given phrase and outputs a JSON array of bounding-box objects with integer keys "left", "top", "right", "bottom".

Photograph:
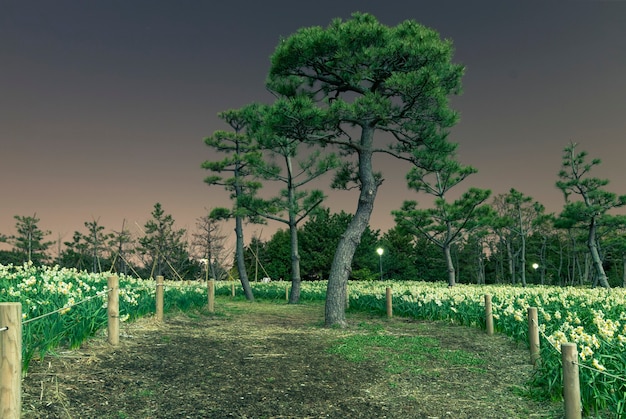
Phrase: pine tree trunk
[
  {"left": 288, "top": 217, "right": 302, "bottom": 304},
  {"left": 325, "top": 129, "right": 377, "bottom": 327},
  {"left": 588, "top": 218, "right": 610, "bottom": 289},
  {"left": 444, "top": 243, "right": 456, "bottom": 287},
  {"left": 235, "top": 215, "right": 254, "bottom": 300},
  {"left": 520, "top": 233, "right": 527, "bottom": 287},
  {"left": 209, "top": 252, "right": 218, "bottom": 280},
  {"left": 285, "top": 158, "right": 303, "bottom": 304}
]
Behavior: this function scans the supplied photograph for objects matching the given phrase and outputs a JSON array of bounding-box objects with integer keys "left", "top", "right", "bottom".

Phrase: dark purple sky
[{"left": 1, "top": 1, "right": 625, "bottom": 249}]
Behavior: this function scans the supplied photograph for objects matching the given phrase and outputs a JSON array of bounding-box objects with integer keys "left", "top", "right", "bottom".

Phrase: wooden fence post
[
  {"left": 0, "top": 303, "right": 21, "bottom": 419},
  {"left": 562, "top": 342, "right": 581, "bottom": 419},
  {"left": 484, "top": 294, "right": 493, "bottom": 336},
  {"left": 528, "top": 307, "right": 540, "bottom": 366},
  {"left": 156, "top": 275, "right": 164, "bottom": 322},
  {"left": 208, "top": 280, "right": 215, "bottom": 313},
  {"left": 386, "top": 287, "right": 392, "bottom": 318},
  {"left": 107, "top": 276, "right": 119, "bottom": 345}
]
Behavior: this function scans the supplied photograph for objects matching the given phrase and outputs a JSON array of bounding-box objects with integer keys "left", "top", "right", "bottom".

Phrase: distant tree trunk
[
  {"left": 622, "top": 255, "right": 626, "bottom": 288},
  {"left": 288, "top": 212, "right": 302, "bottom": 304},
  {"left": 557, "top": 240, "right": 564, "bottom": 286},
  {"left": 539, "top": 235, "right": 548, "bottom": 285},
  {"left": 476, "top": 248, "right": 485, "bottom": 285},
  {"left": 325, "top": 131, "right": 377, "bottom": 327},
  {"left": 568, "top": 231, "right": 577, "bottom": 286},
  {"left": 506, "top": 241, "right": 515, "bottom": 284},
  {"left": 494, "top": 244, "right": 504, "bottom": 283},
  {"left": 588, "top": 218, "right": 610, "bottom": 289},
  {"left": 520, "top": 230, "right": 527, "bottom": 287},
  {"left": 235, "top": 215, "right": 254, "bottom": 300},
  {"left": 584, "top": 253, "right": 592, "bottom": 287},
  {"left": 209, "top": 250, "right": 218, "bottom": 280},
  {"left": 444, "top": 243, "right": 456, "bottom": 287}
]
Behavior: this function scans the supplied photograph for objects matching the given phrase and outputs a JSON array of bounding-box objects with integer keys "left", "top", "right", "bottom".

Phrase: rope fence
[
  {"left": 501, "top": 297, "right": 624, "bottom": 419},
  {"left": 574, "top": 359, "right": 626, "bottom": 382},
  {"left": 529, "top": 311, "right": 626, "bottom": 383},
  {"left": 0, "top": 274, "right": 220, "bottom": 419},
  {"left": 394, "top": 290, "right": 623, "bottom": 418},
  {"left": 22, "top": 289, "right": 110, "bottom": 325}
]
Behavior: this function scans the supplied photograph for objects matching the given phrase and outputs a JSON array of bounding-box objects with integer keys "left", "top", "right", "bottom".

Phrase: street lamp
[
  {"left": 532, "top": 263, "right": 539, "bottom": 284},
  {"left": 376, "top": 248, "right": 384, "bottom": 281}
]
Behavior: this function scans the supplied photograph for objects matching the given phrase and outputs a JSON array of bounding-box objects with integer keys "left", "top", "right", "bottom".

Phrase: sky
[{"left": 1, "top": 1, "right": 625, "bottom": 252}]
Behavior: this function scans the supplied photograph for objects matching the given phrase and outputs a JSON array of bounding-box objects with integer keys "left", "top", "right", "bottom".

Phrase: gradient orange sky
[{"left": 2, "top": 1, "right": 625, "bottom": 251}]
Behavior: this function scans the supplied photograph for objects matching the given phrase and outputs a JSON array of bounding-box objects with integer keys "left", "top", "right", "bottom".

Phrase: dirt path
[{"left": 22, "top": 299, "right": 560, "bottom": 418}]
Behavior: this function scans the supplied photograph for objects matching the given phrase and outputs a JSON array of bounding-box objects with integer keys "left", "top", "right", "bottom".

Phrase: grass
[
  {"left": 328, "top": 321, "right": 486, "bottom": 376},
  {"left": 21, "top": 297, "right": 564, "bottom": 418}
]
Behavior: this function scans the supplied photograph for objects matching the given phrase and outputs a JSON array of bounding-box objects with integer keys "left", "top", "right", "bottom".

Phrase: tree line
[
  {"left": 0, "top": 203, "right": 230, "bottom": 282},
  {"left": 3, "top": 170, "right": 624, "bottom": 291},
  {"left": 249, "top": 183, "right": 626, "bottom": 289}
]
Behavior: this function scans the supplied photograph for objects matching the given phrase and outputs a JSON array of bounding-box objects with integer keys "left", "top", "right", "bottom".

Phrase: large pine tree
[{"left": 267, "top": 13, "right": 464, "bottom": 326}]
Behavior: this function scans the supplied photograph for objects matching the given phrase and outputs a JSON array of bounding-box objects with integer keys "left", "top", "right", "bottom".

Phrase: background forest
[{"left": 1, "top": 184, "right": 625, "bottom": 288}]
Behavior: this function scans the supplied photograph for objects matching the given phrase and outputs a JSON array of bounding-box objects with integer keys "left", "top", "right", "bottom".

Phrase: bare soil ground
[{"left": 22, "top": 298, "right": 562, "bottom": 418}]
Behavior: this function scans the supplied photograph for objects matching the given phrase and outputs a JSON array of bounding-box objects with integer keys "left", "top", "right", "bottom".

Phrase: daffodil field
[
  {"left": 0, "top": 263, "right": 208, "bottom": 370},
  {"left": 346, "top": 281, "right": 626, "bottom": 417},
  {"left": 2, "top": 263, "right": 625, "bottom": 416}
]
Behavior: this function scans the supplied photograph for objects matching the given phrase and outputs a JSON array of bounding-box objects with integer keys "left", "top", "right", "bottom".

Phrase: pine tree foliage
[
  {"left": 238, "top": 98, "right": 339, "bottom": 302},
  {"left": 556, "top": 142, "right": 626, "bottom": 288},
  {"left": 393, "top": 154, "right": 492, "bottom": 286},
  {"left": 267, "top": 12, "right": 464, "bottom": 325},
  {"left": 10, "top": 214, "right": 54, "bottom": 265},
  {"left": 202, "top": 109, "right": 262, "bottom": 300},
  {"left": 138, "top": 203, "right": 190, "bottom": 280}
]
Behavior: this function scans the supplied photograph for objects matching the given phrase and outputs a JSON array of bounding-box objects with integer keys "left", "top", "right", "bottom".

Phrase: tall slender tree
[
  {"left": 203, "top": 109, "right": 262, "bottom": 300},
  {"left": 490, "top": 194, "right": 517, "bottom": 284},
  {"left": 138, "top": 203, "right": 189, "bottom": 280},
  {"left": 10, "top": 214, "right": 54, "bottom": 265},
  {"left": 61, "top": 219, "right": 113, "bottom": 272},
  {"left": 527, "top": 212, "right": 556, "bottom": 285},
  {"left": 393, "top": 155, "right": 491, "bottom": 286},
  {"left": 491, "top": 189, "right": 546, "bottom": 286},
  {"left": 83, "top": 218, "right": 113, "bottom": 273},
  {"left": 192, "top": 211, "right": 228, "bottom": 281},
  {"left": 556, "top": 142, "right": 626, "bottom": 289},
  {"left": 241, "top": 98, "right": 339, "bottom": 303},
  {"left": 267, "top": 13, "right": 463, "bottom": 326},
  {"left": 61, "top": 231, "right": 90, "bottom": 270},
  {"left": 108, "top": 219, "right": 135, "bottom": 276}
]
